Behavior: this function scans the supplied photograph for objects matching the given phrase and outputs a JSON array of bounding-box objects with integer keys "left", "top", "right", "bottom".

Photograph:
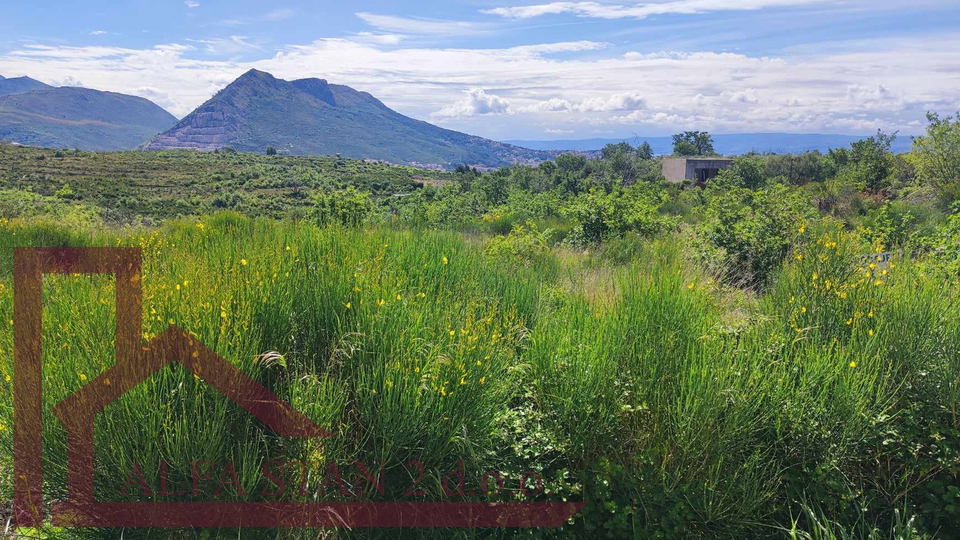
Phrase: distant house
[{"left": 662, "top": 157, "right": 734, "bottom": 183}]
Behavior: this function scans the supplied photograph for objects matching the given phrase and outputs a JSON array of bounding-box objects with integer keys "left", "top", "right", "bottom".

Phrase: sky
[{"left": 1, "top": 0, "right": 959, "bottom": 141}]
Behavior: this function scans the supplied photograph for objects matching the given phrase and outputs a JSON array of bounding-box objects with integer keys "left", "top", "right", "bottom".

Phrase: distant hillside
[
  {"left": 506, "top": 133, "right": 914, "bottom": 155},
  {"left": 0, "top": 82, "right": 178, "bottom": 151},
  {"left": 145, "top": 69, "right": 556, "bottom": 169},
  {"left": 0, "top": 75, "right": 52, "bottom": 96}
]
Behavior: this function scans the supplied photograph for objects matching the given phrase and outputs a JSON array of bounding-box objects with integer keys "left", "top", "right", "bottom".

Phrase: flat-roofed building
[{"left": 662, "top": 157, "right": 734, "bottom": 183}]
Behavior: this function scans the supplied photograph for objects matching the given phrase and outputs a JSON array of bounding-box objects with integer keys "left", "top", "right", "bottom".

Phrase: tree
[
  {"left": 912, "top": 112, "right": 960, "bottom": 201},
  {"left": 601, "top": 142, "right": 633, "bottom": 160},
  {"left": 636, "top": 141, "right": 654, "bottom": 160},
  {"left": 672, "top": 131, "right": 715, "bottom": 156},
  {"left": 265, "top": 146, "right": 278, "bottom": 156},
  {"left": 601, "top": 142, "right": 638, "bottom": 184},
  {"left": 849, "top": 130, "right": 896, "bottom": 193},
  {"left": 310, "top": 186, "right": 372, "bottom": 227},
  {"left": 714, "top": 156, "right": 767, "bottom": 189}
]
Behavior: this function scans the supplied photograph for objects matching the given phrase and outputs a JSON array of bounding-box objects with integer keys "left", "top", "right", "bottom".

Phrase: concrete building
[{"left": 662, "top": 157, "right": 734, "bottom": 183}]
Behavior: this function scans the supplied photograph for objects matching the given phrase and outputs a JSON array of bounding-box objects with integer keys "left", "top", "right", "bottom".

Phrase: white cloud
[
  {"left": 521, "top": 93, "right": 645, "bottom": 113},
  {"left": 356, "top": 12, "right": 491, "bottom": 35},
  {"left": 185, "top": 36, "right": 262, "bottom": 56},
  {"left": 432, "top": 88, "right": 512, "bottom": 118},
  {"left": 0, "top": 33, "right": 956, "bottom": 136},
  {"left": 90, "top": 30, "right": 107, "bottom": 36},
  {"left": 483, "top": 0, "right": 832, "bottom": 20},
  {"left": 579, "top": 93, "right": 646, "bottom": 112},
  {"left": 184, "top": 1, "right": 200, "bottom": 7},
  {"left": 545, "top": 128, "right": 574, "bottom": 134},
  {"left": 354, "top": 32, "right": 406, "bottom": 45}
]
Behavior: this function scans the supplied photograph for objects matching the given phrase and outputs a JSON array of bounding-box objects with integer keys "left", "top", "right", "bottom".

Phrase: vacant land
[{"left": 0, "top": 118, "right": 959, "bottom": 539}]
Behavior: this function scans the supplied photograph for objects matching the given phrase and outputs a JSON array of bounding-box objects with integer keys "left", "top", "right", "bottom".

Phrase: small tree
[
  {"left": 310, "top": 186, "right": 372, "bottom": 227},
  {"left": 636, "top": 141, "right": 654, "bottom": 160},
  {"left": 265, "top": 146, "right": 278, "bottom": 156},
  {"left": 672, "top": 131, "right": 715, "bottom": 156},
  {"left": 912, "top": 112, "right": 960, "bottom": 202},
  {"left": 849, "top": 130, "right": 896, "bottom": 193}
]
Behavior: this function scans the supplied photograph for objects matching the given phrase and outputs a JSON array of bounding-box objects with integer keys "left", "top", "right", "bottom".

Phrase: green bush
[
  {"left": 310, "top": 186, "right": 373, "bottom": 227},
  {"left": 697, "top": 182, "right": 817, "bottom": 285}
]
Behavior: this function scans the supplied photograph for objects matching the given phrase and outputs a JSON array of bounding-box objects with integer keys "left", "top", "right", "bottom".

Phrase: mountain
[
  {"left": 0, "top": 81, "right": 178, "bottom": 151},
  {"left": 144, "top": 69, "right": 555, "bottom": 168},
  {"left": 506, "top": 133, "right": 914, "bottom": 155},
  {"left": 0, "top": 75, "right": 52, "bottom": 96}
]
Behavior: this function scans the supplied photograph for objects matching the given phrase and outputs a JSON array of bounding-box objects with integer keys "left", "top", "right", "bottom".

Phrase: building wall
[
  {"left": 662, "top": 157, "right": 734, "bottom": 183},
  {"left": 662, "top": 158, "right": 689, "bottom": 182}
]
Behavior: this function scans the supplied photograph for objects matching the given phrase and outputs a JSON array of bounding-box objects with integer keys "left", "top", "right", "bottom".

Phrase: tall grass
[{"left": 0, "top": 213, "right": 956, "bottom": 539}]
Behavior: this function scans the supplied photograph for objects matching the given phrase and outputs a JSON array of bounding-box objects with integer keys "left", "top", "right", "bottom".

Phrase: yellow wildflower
[
  {"left": 240, "top": 259, "right": 248, "bottom": 266},
  {"left": 849, "top": 361, "right": 857, "bottom": 369},
  {"left": 396, "top": 294, "right": 402, "bottom": 301},
  {"left": 868, "top": 329, "right": 875, "bottom": 337},
  {"left": 377, "top": 299, "right": 386, "bottom": 307},
  {"left": 442, "top": 256, "right": 449, "bottom": 265},
  {"left": 479, "top": 377, "right": 486, "bottom": 385},
  {"left": 345, "top": 302, "right": 352, "bottom": 309},
  {"left": 687, "top": 283, "right": 695, "bottom": 290}
]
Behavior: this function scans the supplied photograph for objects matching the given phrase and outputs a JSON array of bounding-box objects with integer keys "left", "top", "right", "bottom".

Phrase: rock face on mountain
[
  {"left": 0, "top": 75, "right": 52, "bottom": 96},
  {"left": 0, "top": 78, "right": 178, "bottom": 151},
  {"left": 145, "top": 69, "right": 555, "bottom": 168}
]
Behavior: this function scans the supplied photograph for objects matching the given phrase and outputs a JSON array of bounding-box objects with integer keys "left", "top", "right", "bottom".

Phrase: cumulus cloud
[
  {"left": 483, "top": 0, "right": 832, "bottom": 20},
  {"left": 354, "top": 32, "right": 406, "bottom": 45},
  {"left": 432, "top": 88, "right": 512, "bottom": 119},
  {"left": 521, "top": 93, "right": 645, "bottom": 113},
  {"left": 0, "top": 33, "right": 955, "bottom": 134},
  {"left": 579, "top": 93, "right": 646, "bottom": 112}
]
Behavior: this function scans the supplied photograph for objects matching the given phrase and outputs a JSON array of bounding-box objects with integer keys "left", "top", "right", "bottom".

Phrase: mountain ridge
[
  {"left": 0, "top": 76, "right": 178, "bottom": 151},
  {"left": 144, "top": 69, "right": 557, "bottom": 169},
  {"left": 0, "top": 75, "right": 52, "bottom": 96}
]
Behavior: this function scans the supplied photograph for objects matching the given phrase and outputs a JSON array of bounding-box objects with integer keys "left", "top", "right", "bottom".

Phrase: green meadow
[
  {"left": 0, "top": 118, "right": 960, "bottom": 539},
  {"left": 0, "top": 212, "right": 957, "bottom": 539}
]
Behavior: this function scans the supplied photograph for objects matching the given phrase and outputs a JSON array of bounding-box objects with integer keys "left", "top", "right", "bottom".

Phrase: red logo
[{"left": 13, "top": 247, "right": 584, "bottom": 528}]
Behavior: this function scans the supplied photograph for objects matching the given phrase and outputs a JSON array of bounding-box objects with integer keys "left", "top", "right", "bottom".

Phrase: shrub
[
  {"left": 697, "top": 182, "right": 817, "bottom": 285},
  {"left": 485, "top": 220, "right": 552, "bottom": 263},
  {"left": 310, "top": 186, "right": 373, "bottom": 227},
  {"left": 562, "top": 184, "right": 676, "bottom": 245}
]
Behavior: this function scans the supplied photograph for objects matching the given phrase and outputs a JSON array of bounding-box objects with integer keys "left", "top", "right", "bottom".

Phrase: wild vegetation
[{"left": 0, "top": 114, "right": 959, "bottom": 539}]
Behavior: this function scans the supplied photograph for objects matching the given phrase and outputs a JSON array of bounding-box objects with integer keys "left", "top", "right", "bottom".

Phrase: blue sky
[{"left": 2, "top": 0, "right": 959, "bottom": 140}]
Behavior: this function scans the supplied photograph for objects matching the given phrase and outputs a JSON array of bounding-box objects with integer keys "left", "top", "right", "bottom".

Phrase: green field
[{"left": 0, "top": 119, "right": 959, "bottom": 539}]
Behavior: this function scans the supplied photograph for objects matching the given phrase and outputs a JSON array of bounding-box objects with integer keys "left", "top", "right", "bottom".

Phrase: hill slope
[
  {"left": 0, "top": 84, "right": 178, "bottom": 151},
  {"left": 144, "top": 69, "right": 554, "bottom": 168},
  {"left": 0, "top": 76, "right": 52, "bottom": 96}
]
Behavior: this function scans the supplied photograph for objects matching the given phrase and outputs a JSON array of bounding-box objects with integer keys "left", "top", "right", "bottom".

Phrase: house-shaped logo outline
[{"left": 13, "top": 246, "right": 585, "bottom": 528}]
